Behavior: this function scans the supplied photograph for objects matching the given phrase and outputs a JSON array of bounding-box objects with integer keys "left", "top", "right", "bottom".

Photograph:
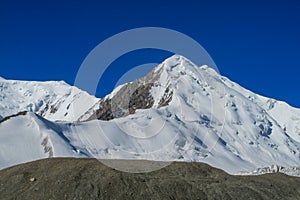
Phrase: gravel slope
[{"left": 0, "top": 158, "right": 300, "bottom": 200}]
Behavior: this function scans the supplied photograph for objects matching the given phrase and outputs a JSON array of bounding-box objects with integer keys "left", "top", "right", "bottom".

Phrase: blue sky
[{"left": 1, "top": 0, "right": 300, "bottom": 107}]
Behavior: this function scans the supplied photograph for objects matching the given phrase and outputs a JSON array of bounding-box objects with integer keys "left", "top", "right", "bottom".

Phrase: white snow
[
  {"left": 0, "top": 79, "right": 99, "bottom": 122},
  {"left": 0, "top": 112, "right": 86, "bottom": 169},
  {"left": 235, "top": 165, "right": 300, "bottom": 177},
  {"left": 0, "top": 55, "right": 300, "bottom": 176}
]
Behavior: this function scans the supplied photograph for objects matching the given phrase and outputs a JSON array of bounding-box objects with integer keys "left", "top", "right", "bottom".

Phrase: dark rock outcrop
[{"left": 87, "top": 66, "right": 173, "bottom": 121}]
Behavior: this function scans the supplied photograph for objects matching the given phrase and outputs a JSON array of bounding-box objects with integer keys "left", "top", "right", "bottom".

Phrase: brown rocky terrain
[
  {"left": 85, "top": 65, "right": 173, "bottom": 121},
  {"left": 0, "top": 158, "right": 300, "bottom": 200}
]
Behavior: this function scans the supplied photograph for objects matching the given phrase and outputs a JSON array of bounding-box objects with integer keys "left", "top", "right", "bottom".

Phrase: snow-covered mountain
[
  {"left": 0, "top": 78, "right": 99, "bottom": 122},
  {"left": 1, "top": 55, "right": 300, "bottom": 175}
]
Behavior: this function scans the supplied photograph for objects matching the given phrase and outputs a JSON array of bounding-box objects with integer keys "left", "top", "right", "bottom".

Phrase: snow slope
[
  {"left": 0, "top": 55, "right": 300, "bottom": 175},
  {"left": 0, "top": 78, "right": 99, "bottom": 122},
  {"left": 0, "top": 112, "right": 87, "bottom": 169}
]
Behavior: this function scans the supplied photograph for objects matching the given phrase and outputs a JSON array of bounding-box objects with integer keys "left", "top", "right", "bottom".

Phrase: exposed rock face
[
  {"left": 128, "top": 83, "right": 155, "bottom": 114},
  {"left": 41, "top": 136, "right": 54, "bottom": 158},
  {"left": 0, "top": 111, "right": 28, "bottom": 123},
  {"left": 87, "top": 66, "right": 173, "bottom": 121},
  {"left": 157, "top": 86, "right": 173, "bottom": 108}
]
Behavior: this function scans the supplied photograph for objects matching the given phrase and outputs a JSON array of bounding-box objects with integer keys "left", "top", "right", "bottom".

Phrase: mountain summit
[{"left": 0, "top": 55, "right": 300, "bottom": 175}]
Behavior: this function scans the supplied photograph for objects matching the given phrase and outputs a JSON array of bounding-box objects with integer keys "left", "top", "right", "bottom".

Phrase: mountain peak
[
  {"left": 155, "top": 55, "right": 199, "bottom": 73},
  {"left": 151, "top": 55, "right": 220, "bottom": 87},
  {"left": 83, "top": 55, "right": 220, "bottom": 121}
]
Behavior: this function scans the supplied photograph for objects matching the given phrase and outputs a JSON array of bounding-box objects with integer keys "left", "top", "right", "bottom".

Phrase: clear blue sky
[{"left": 1, "top": 0, "right": 299, "bottom": 107}]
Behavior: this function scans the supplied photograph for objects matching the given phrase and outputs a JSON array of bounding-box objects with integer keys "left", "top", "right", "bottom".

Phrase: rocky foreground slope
[{"left": 0, "top": 158, "right": 300, "bottom": 200}]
